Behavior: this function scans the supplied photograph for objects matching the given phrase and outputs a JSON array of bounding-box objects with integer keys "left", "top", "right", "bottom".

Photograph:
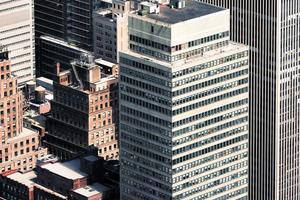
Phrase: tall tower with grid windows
[
  {"left": 119, "top": 1, "right": 249, "bottom": 199},
  {"left": 0, "top": 0, "right": 35, "bottom": 86},
  {"left": 198, "top": 0, "right": 300, "bottom": 199}
]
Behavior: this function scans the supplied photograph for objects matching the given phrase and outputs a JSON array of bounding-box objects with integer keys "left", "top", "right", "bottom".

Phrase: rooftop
[
  {"left": 84, "top": 155, "right": 100, "bottom": 162},
  {"left": 36, "top": 77, "right": 53, "bottom": 85},
  {"left": 6, "top": 171, "right": 67, "bottom": 199},
  {"left": 73, "top": 183, "right": 109, "bottom": 197},
  {"left": 34, "top": 184, "right": 68, "bottom": 199},
  {"left": 35, "top": 86, "right": 46, "bottom": 92},
  {"left": 94, "top": 9, "right": 113, "bottom": 18},
  {"left": 37, "top": 154, "right": 59, "bottom": 165},
  {"left": 7, "top": 127, "right": 38, "bottom": 143},
  {"left": 141, "top": 0, "right": 224, "bottom": 24},
  {"left": 40, "top": 36, "right": 91, "bottom": 54},
  {"left": 95, "top": 58, "right": 116, "bottom": 68},
  {"left": 7, "top": 171, "right": 36, "bottom": 187},
  {"left": 24, "top": 112, "right": 47, "bottom": 125},
  {"left": 26, "top": 81, "right": 35, "bottom": 85},
  {"left": 41, "top": 159, "right": 88, "bottom": 180},
  {"left": 46, "top": 93, "right": 54, "bottom": 101}
]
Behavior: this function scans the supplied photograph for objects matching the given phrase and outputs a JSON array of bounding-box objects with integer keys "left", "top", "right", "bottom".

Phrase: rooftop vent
[
  {"left": 80, "top": 53, "right": 94, "bottom": 64},
  {"left": 138, "top": 1, "right": 160, "bottom": 15},
  {"left": 170, "top": 0, "right": 185, "bottom": 9}
]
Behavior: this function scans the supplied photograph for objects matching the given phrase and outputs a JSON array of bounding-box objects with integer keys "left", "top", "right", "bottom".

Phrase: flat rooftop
[
  {"left": 95, "top": 58, "right": 116, "bottom": 68},
  {"left": 36, "top": 77, "right": 53, "bottom": 85},
  {"left": 144, "top": 0, "right": 224, "bottom": 24},
  {"left": 6, "top": 171, "right": 67, "bottom": 199},
  {"left": 73, "top": 183, "right": 109, "bottom": 197},
  {"left": 7, "top": 127, "right": 38, "bottom": 143},
  {"left": 7, "top": 171, "right": 36, "bottom": 187},
  {"left": 41, "top": 159, "right": 87, "bottom": 180},
  {"left": 35, "top": 184, "right": 68, "bottom": 199}
]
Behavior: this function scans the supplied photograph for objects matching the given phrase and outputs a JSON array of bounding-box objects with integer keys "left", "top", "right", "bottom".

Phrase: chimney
[
  {"left": 89, "top": 66, "right": 101, "bottom": 83},
  {"left": 112, "top": 64, "right": 119, "bottom": 76},
  {"left": 56, "top": 63, "right": 60, "bottom": 75}
]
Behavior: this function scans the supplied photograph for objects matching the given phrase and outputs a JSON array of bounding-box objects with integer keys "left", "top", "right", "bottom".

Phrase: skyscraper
[
  {"left": 119, "top": 1, "right": 249, "bottom": 199},
  {"left": 35, "top": 0, "right": 96, "bottom": 78},
  {"left": 34, "top": 0, "right": 97, "bottom": 51},
  {"left": 37, "top": 36, "right": 90, "bottom": 79},
  {"left": 0, "top": 0, "right": 35, "bottom": 86},
  {"left": 0, "top": 48, "right": 47, "bottom": 173},
  {"left": 197, "top": 1, "right": 300, "bottom": 199},
  {"left": 35, "top": 0, "right": 95, "bottom": 51}
]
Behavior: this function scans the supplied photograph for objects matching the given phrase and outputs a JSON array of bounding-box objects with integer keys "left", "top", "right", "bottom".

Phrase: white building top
[
  {"left": 7, "top": 171, "right": 36, "bottom": 187},
  {"left": 41, "top": 159, "right": 87, "bottom": 180},
  {"left": 95, "top": 58, "right": 116, "bottom": 68},
  {"left": 134, "top": 0, "right": 224, "bottom": 24},
  {"left": 73, "top": 183, "right": 109, "bottom": 197},
  {"left": 36, "top": 77, "right": 53, "bottom": 85}
]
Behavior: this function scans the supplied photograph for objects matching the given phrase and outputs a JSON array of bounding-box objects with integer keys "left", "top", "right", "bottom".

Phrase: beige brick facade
[
  {"left": 45, "top": 56, "right": 119, "bottom": 161},
  {"left": 0, "top": 54, "right": 47, "bottom": 173}
]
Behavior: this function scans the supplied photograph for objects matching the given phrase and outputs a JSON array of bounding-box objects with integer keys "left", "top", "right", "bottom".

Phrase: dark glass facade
[{"left": 35, "top": 0, "right": 96, "bottom": 77}]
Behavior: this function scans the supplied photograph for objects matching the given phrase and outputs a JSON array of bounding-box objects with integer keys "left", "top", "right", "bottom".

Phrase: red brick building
[
  {"left": 36, "top": 159, "right": 88, "bottom": 196},
  {"left": 0, "top": 170, "right": 67, "bottom": 200},
  {"left": 0, "top": 170, "right": 36, "bottom": 200},
  {"left": 0, "top": 154, "right": 116, "bottom": 200},
  {"left": 44, "top": 55, "right": 119, "bottom": 160},
  {"left": 70, "top": 183, "right": 109, "bottom": 200}
]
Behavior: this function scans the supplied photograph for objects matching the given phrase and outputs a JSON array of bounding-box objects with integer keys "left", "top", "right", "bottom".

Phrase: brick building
[
  {"left": 0, "top": 154, "right": 118, "bottom": 200},
  {"left": 44, "top": 54, "right": 119, "bottom": 160},
  {"left": 0, "top": 49, "right": 47, "bottom": 173},
  {"left": 35, "top": 159, "right": 88, "bottom": 196},
  {"left": 34, "top": 185, "right": 68, "bottom": 200},
  {"left": 70, "top": 183, "right": 109, "bottom": 200},
  {"left": 0, "top": 170, "right": 35, "bottom": 200}
]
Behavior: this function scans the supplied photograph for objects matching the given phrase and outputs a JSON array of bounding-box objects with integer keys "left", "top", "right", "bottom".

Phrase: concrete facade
[
  {"left": 119, "top": 1, "right": 249, "bottom": 199},
  {"left": 93, "top": 0, "right": 131, "bottom": 63},
  {"left": 0, "top": 0, "right": 35, "bottom": 86},
  {"left": 198, "top": 0, "right": 300, "bottom": 199}
]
